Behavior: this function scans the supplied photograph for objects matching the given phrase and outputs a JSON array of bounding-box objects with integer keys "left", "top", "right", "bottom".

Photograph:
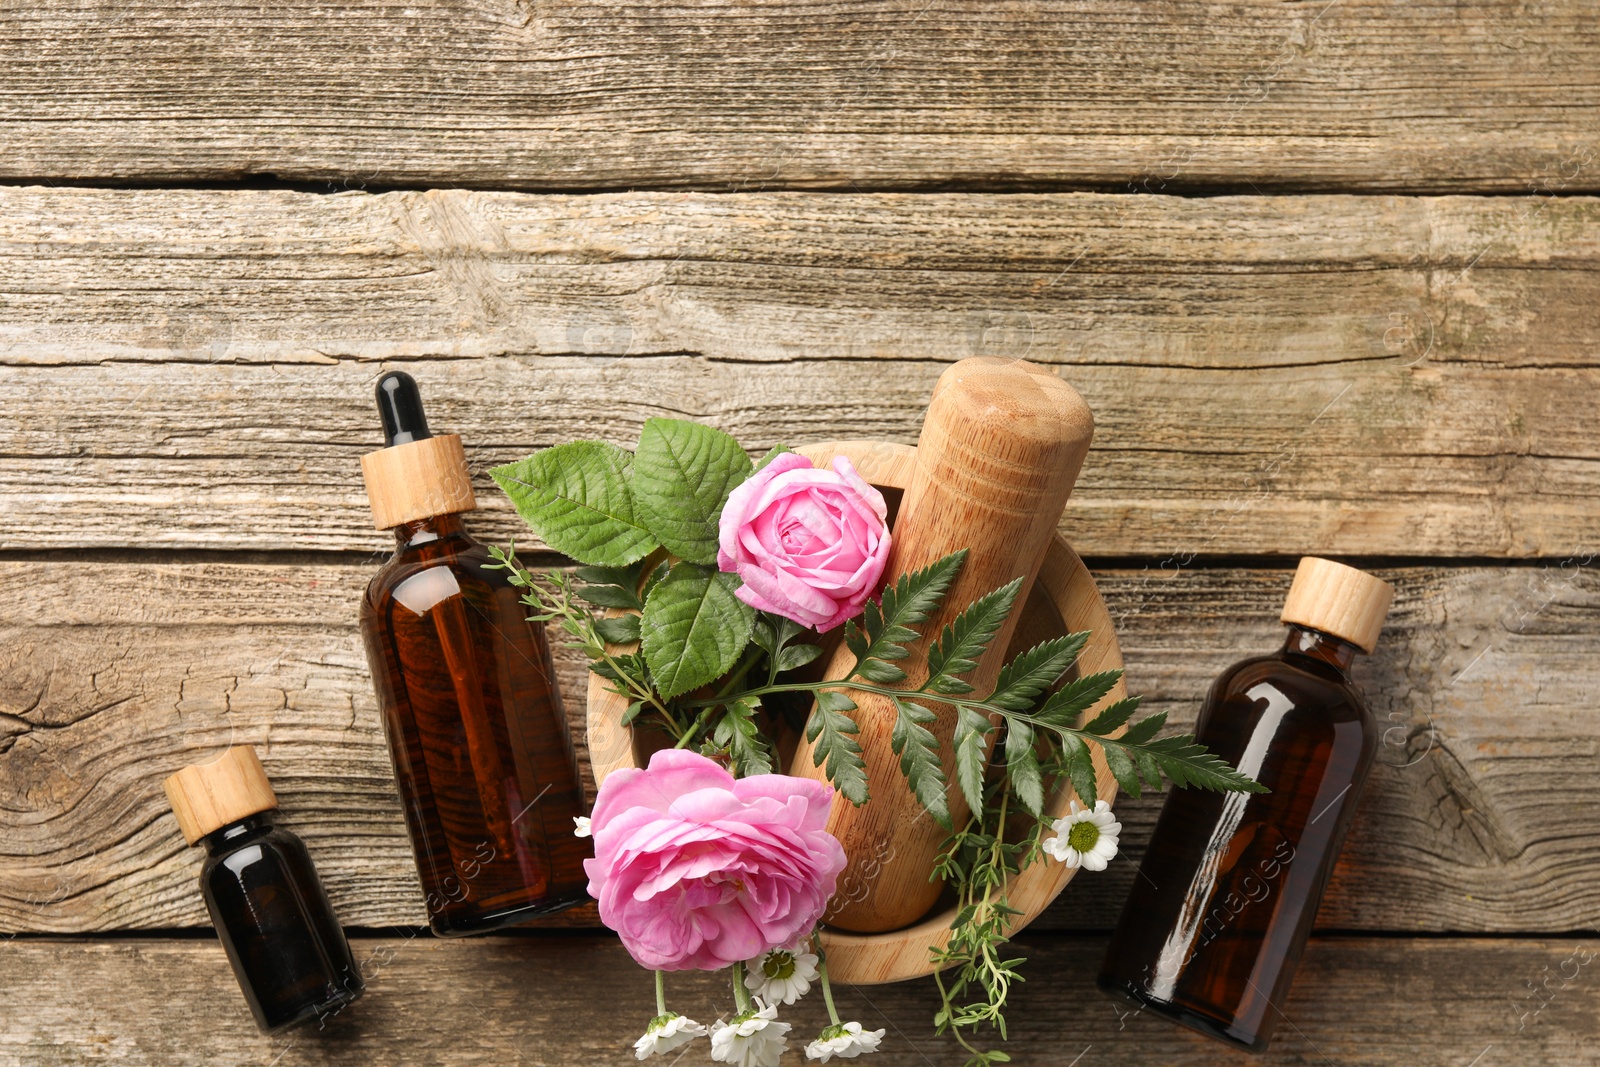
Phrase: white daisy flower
[
  {"left": 637, "top": 972, "right": 701, "bottom": 1059},
  {"left": 573, "top": 815, "right": 591, "bottom": 838},
  {"left": 744, "top": 946, "right": 820, "bottom": 1005},
  {"left": 1042, "top": 799, "right": 1121, "bottom": 871},
  {"left": 805, "top": 1021, "right": 885, "bottom": 1061},
  {"left": 633, "top": 1012, "right": 706, "bottom": 1059},
  {"left": 710, "top": 999, "right": 791, "bottom": 1067}
]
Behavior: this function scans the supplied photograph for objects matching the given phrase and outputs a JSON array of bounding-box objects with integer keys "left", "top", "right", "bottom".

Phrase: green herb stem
[
  {"left": 674, "top": 707, "right": 715, "bottom": 749},
  {"left": 813, "top": 936, "right": 842, "bottom": 1027},
  {"left": 682, "top": 677, "right": 1258, "bottom": 800},
  {"left": 713, "top": 644, "right": 765, "bottom": 701},
  {"left": 931, "top": 786, "right": 1020, "bottom": 1067}
]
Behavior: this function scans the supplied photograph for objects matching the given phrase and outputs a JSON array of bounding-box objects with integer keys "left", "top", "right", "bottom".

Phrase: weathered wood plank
[
  {"left": 1, "top": 1, "right": 1597, "bottom": 191},
  {"left": 2, "top": 561, "right": 1596, "bottom": 935},
  {"left": 3, "top": 935, "right": 1596, "bottom": 1065},
  {"left": 2, "top": 188, "right": 1597, "bottom": 557}
]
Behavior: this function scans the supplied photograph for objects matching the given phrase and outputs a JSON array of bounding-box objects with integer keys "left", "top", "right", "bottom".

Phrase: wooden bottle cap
[
  {"left": 163, "top": 746, "right": 279, "bottom": 846},
  {"left": 1280, "top": 556, "right": 1394, "bottom": 654},
  {"left": 360, "top": 434, "right": 477, "bottom": 530}
]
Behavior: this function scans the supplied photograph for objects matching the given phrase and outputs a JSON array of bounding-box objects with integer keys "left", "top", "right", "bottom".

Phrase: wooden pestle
[{"left": 790, "top": 356, "right": 1094, "bottom": 933}]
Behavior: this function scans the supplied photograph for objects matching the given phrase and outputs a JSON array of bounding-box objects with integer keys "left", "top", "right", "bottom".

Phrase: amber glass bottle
[
  {"left": 359, "top": 372, "right": 589, "bottom": 936},
  {"left": 1099, "top": 558, "right": 1394, "bottom": 1052},
  {"left": 164, "top": 747, "right": 363, "bottom": 1034}
]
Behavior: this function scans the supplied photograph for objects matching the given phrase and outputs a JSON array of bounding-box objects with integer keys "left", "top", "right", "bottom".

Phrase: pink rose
[
  {"left": 584, "top": 749, "right": 847, "bottom": 972},
  {"left": 717, "top": 452, "right": 891, "bottom": 632}
]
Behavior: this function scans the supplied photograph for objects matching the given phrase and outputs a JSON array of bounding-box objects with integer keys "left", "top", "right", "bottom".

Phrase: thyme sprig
[
  {"left": 930, "top": 781, "right": 1044, "bottom": 1066},
  {"left": 485, "top": 544, "right": 683, "bottom": 738}
]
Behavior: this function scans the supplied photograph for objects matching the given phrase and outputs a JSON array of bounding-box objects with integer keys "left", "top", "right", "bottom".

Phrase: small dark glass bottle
[
  {"left": 164, "top": 747, "right": 363, "bottom": 1034},
  {"left": 358, "top": 371, "right": 589, "bottom": 936},
  {"left": 1099, "top": 558, "right": 1394, "bottom": 1052}
]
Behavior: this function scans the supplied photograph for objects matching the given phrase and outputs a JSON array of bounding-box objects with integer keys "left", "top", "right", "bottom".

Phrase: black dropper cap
[{"left": 374, "top": 371, "right": 433, "bottom": 447}]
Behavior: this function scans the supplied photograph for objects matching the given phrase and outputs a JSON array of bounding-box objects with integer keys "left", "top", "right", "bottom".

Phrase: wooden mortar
[
  {"left": 585, "top": 439, "right": 1125, "bottom": 983},
  {"left": 786, "top": 357, "right": 1094, "bottom": 932}
]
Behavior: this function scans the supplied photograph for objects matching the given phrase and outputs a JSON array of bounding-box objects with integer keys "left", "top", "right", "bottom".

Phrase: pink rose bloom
[
  {"left": 717, "top": 452, "right": 891, "bottom": 632},
  {"left": 584, "top": 749, "right": 847, "bottom": 972}
]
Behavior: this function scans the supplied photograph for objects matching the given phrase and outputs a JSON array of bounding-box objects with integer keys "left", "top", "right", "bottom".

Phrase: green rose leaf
[
  {"left": 631, "top": 418, "right": 754, "bottom": 565},
  {"left": 640, "top": 564, "right": 754, "bottom": 700},
  {"left": 593, "top": 613, "right": 642, "bottom": 646},
  {"left": 490, "top": 442, "right": 658, "bottom": 567},
  {"left": 776, "top": 643, "right": 824, "bottom": 673},
  {"left": 752, "top": 445, "right": 794, "bottom": 473}
]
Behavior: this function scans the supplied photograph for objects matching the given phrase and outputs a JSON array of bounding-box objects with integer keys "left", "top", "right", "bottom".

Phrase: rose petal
[
  {"left": 717, "top": 450, "right": 891, "bottom": 633},
  {"left": 589, "top": 749, "right": 737, "bottom": 835},
  {"left": 585, "top": 750, "right": 849, "bottom": 971}
]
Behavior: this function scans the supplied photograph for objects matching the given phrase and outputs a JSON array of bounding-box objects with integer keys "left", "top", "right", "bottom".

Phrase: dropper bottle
[
  {"left": 1098, "top": 557, "right": 1394, "bottom": 1052},
  {"left": 359, "top": 371, "right": 589, "bottom": 936},
  {"left": 164, "top": 746, "right": 363, "bottom": 1033}
]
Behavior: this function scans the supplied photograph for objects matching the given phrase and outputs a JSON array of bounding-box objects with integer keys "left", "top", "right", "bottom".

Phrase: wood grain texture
[
  {"left": 2, "top": 187, "right": 1597, "bottom": 557},
  {"left": 3, "top": 934, "right": 1597, "bottom": 1065},
  {"left": 2, "top": 560, "right": 1595, "bottom": 936},
  {"left": 1, "top": 1, "right": 1597, "bottom": 191}
]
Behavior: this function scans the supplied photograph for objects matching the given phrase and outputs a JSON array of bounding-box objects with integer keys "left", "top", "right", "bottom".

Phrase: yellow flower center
[
  {"left": 1067, "top": 820, "right": 1100, "bottom": 853},
  {"left": 762, "top": 951, "right": 796, "bottom": 981}
]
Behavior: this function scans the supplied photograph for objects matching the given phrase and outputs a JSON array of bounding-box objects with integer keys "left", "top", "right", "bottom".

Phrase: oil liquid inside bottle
[
  {"left": 201, "top": 813, "right": 364, "bottom": 1033},
  {"left": 361, "top": 513, "right": 590, "bottom": 936},
  {"left": 1098, "top": 625, "right": 1378, "bottom": 1051}
]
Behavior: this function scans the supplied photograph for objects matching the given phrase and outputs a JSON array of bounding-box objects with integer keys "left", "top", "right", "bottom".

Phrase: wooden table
[{"left": 2, "top": 2, "right": 1597, "bottom": 1064}]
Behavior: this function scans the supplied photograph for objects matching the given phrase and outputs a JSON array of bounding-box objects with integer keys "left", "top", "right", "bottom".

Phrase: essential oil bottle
[
  {"left": 359, "top": 371, "right": 589, "bottom": 936},
  {"left": 164, "top": 746, "right": 363, "bottom": 1034},
  {"left": 1098, "top": 557, "right": 1394, "bottom": 1052}
]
